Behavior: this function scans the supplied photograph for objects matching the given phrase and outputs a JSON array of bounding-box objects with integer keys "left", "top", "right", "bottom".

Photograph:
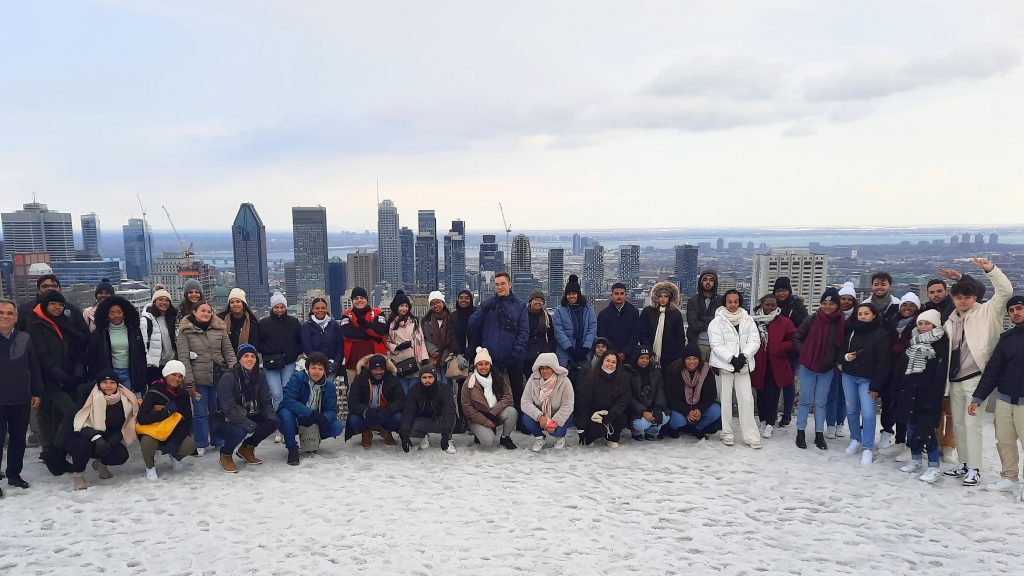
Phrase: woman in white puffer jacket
[{"left": 708, "top": 289, "right": 762, "bottom": 449}]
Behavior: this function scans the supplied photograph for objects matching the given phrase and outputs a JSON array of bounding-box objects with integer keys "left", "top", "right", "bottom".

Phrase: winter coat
[
  {"left": 664, "top": 359, "right": 718, "bottom": 416},
  {"left": 708, "top": 309, "right": 761, "bottom": 374},
  {"left": 468, "top": 293, "right": 529, "bottom": 369},
  {"left": 627, "top": 363, "right": 667, "bottom": 421},
  {"left": 525, "top": 309, "right": 556, "bottom": 365},
  {"left": 280, "top": 369, "right": 338, "bottom": 421},
  {"left": 943, "top": 266, "right": 1013, "bottom": 379},
  {"left": 70, "top": 391, "right": 128, "bottom": 446},
  {"left": 452, "top": 303, "right": 476, "bottom": 355},
  {"left": 339, "top": 306, "right": 389, "bottom": 370},
  {"left": 421, "top": 308, "right": 458, "bottom": 362},
  {"left": 597, "top": 301, "right": 641, "bottom": 359},
  {"left": 840, "top": 318, "right": 892, "bottom": 394},
  {"left": 778, "top": 295, "right": 808, "bottom": 329},
  {"left": 25, "top": 305, "right": 88, "bottom": 395},
  {"left": 257, "top": 313, "right": 303, "bottom": 365},
  {"left": 345, "top": 355, "right": 406, "bottom": 440},
  {"left": 214, "top": 365, "right": 277, "bottom": 433},
  {"left": 520, "top": 353, "right": 575, "bottom": 427},
  {"left": 552, "top": 303, "right": 598, "bottom": 368},
  {"left": 85, "top": 296, "right": 148, "bottom": 392},
  {"left": 793, "top": 314, "right": 843, "bottom": 374},
  {"left": 387, "top": 316, "right": 429, "bottom": 365},
  {"left": 400, "top": 380, "right": 457, "bottom": 437},
  {"left": 892, "top": 335, "right": 949, "bottom": 428},
  {"left": 218, "top": 307, "right": 261, "bottom": 353},
  {"left": 301, "top": 317, "right": 345, "bottom": 367},
  {"left": 575, "top": 367, "right": 630, "bottom": 422},
  {"left": 0, "top": 329, "right": 43, "bottom": 405},
  {"left": 461, "top": 370, "right": 513, "bottom": 428},
  {"left": 975, "top": 324, "right": 1024, "bottom": 403},
  {"left": 136, "top": 379, "right": 194, "bottom": 446},
  {"left": 864, "top": 295, "right": 902, "bottom": 328},
  {"left": 140, "top": 305, "right": 177, "bottom": 368},
  {"left": 751, "top": 314, "right": 797, "bottom": 390},
  {"left": 640, "top": 281, "right": 687, "bottom": 367},
  {"left": 16, "top": 298, "right": 88, "bottom": 334},
  {"left": 176, "top": 314, "right": 237, "bottom": 389},
  {"left": 685, "top": 270, "right": 721, "bottom": 345}
]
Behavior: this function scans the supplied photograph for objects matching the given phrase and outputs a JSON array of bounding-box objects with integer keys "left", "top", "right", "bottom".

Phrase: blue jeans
[
  {"left": 347, "top": 411, "right": 403, "bottom": 434},
  {"left": 668, "top": 403, "right": 722, "bottom": 434},
  {"left": 906, "top": 422, "right": 940, "bottom": 466},
  {"left": 797, "top": 367, "right": 833, "bottom": 432},
  {"left": 277, "top": 408, "right": 343, "bottom": 451},
  {"left": 263, "top": 363, "right": 296, "bottom": 411},
  {"left": 842, "top": 373, "right": 877, "bottom": 450},
  {"left": 632, "top": 414, "right": 671, "bottom": 437},
  {"left": 113, "top": 367, "right": 133, "bottom": 392},
  {"left": 214, "top": 415, "right": 278, "bottom": 455},
  {"left": 826, "top": 368, "right": 847, "bottom": 427},
  {"left": 399, "top": 376, "right": 418, "bottom": 395},
  {"left": 520, "top": 413, "right": 575, "bottom": 438},
  {"left": 191, "top": 384, "right": 222, "bottom": 449}
]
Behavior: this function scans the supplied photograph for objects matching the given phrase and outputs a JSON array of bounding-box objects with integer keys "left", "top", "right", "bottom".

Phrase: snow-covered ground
[{"left": 2, "top": 413, "right": 1020, "bottom": 576}]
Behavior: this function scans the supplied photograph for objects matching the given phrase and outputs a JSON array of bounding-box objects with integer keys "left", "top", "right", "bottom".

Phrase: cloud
[{"left": 643, "top": 55, "right": 792, "bottom": 100}]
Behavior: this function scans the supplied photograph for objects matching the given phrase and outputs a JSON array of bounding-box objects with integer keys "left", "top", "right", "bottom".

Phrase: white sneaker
[
  {"left": 894, "top": 446, "right": 913, "bottom": 463},
  {"left": 919, "top": 468, "right": 943, "bottom": 483},
  {"left": 553, "top": 437, "right": 566, "bottom": 450},
  {"left": 721, "top": 433, "right": 735, "bottom": 446},
  {"left": 531, "top": 437, "right": 545, "bottom": 452},
  {"left": 835, "top": 424, "right": 846, "bottom": 437},
  {"left": 274, "top": 432, "right": 282, "bottom": 444},
  {"left": 606, "top": 441, "right": 619, "bottom": 448},
  {"left": 145, "top": 467, "right": 158, "bottom": 481},
  {"left": 444, "top": 441, "right": 457, "bottom": 455},
  {"left": 941, "top": 447, "right": 958, "bottom": 464},
  {"left": 168, "top": 455, "right": 183, "bottom": 471},
  {"left": 196, "top": 447, "right": 205, "bottom": 457},
  {"left": 761, "top": 425, "right": 774, "bottom": 439},
  {"left": 962, "top": 468, "right": 981, "bottom": 487},
  {"left": 758, "top": 421, "right": 767, "bottom": 434},
  {"left": 877, "top": 431, "right": 894, "bottom": 450},
  {"left": 860, "top": 450, "right": 874, "bottom": 467},
  {"left": 900, "top": 460, "right": 923, "bottom": 473},
  {"left": 826, "top": 425, "right": 836, "bottom": 439},
  {"left": 986, "top": 478, "right": 1019, "bottom": 492},
  {"left": 419, "top": 436, "right": 430, "bottom": 450},
  {"left": 750, "top": 441, "right": 763, "bottom": 450},
  {"left": 844, "top": 440, "right": 862, "bottom": 455}
]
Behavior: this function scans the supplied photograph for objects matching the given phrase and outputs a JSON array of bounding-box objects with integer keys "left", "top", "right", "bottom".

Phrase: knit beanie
[
  {"left": 682, "top": 343, "right": 702, "bottom": 360},
  {"left": 368, "top": 354, "right": 388, "bottom": 370},
  {"left": 838, "top": 282, "right": 857, "bottom": 299},
  {"left": 236, "top": 343, "right": 258, "bottom": 359},
  {"left": 40, "top": 291, "right": 66, "bottom": 307},
  {"left": 916, "top": 309, "right": 941, "bottom": 328},
  {"left": 228, "top": 287, "right": 247, "bottom": 304},
  {"left": 564, "top": 274, "right": 582, "bottom": 296},
  {"left": 183, "top": 279, "right": 203, "bottom": 295},
  {"left": 820, "top": 287, "right": 840, "bottom": 304},
  {"left": 162, "top": 360, "right": 187, "bottom": 377},
  {"left": 390, "top": 290, "right": 411, "bottom": 312},
  {"left": 95, "top": 279, "right": 115, "bottom": 296},
  {"left": 270, "top": 291, "right": 287, "bottom": 308},
  {"left": 94, "top": 369, "right": 121, "bottom": 386},
  {"left": 152, "top": 288, "right": 172, "bottom": 303},
  {"left": 428, "top": 291, "right": 445, "bottom": 305},
  {"left": 418, "top": 364, "right": 436, "bottom": 378},
  {"left": 899, "top": 292, "right": 921, "bottom": 308},
  {"left": 351, "top": 286, "right": 369, "bottom": 300},
  {"left": 529, "top": 289, "right": 546, "bottom": 303},
  {"left": 773, "top": 277, "right": 792, "bottom": 292},
  {"left": 1007, "top": 295, "right": 1024, "bottom": 311},
  {"left": 474, "top": 347, "right": 493, "bottom": 366}
]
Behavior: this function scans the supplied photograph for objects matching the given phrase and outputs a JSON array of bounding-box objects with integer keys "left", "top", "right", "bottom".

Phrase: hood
[
  {"left": 93, "top": 295, "right": 140, "bottom": 332},
  {"left": 698, "top": 269, "right": 719, "bottom": 295},
  {"left": 355, "top": 353, "right": 397, "bottom": 375},
  {"left": 531, "top": 352, "right": 568, "bottom": 378},
  {"left": 649, "top": 281, "right": 680, "bottom": 308},
  {"left": 179, "top": 313, "right": 228, "bottom": 332}
]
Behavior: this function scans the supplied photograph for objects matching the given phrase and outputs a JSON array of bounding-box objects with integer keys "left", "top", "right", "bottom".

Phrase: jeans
[
  {"left": 263, "top": 363, "right": 296, "bottom": 411},
  {"left": 797, "top": 367, "right": 833, "bottom": 432},
  {"left": 783, "top": 356, "right": 798, "bottom": 419},
  {"left": 113, "top": 367, "right": 133, "bottom": 393},
  {"left": 398, "top": 376, "right": 418, "bottom": 396},
  {"left": 842, "top": 373, "right": 876, "bottom": 450},
  {"left": 214, "top": 415, "right": 278, "bottom": 455},
  {"left": 347, "top": 411, "right": 403, "bottom": 434},
  {"left": 668, "top": 403, "right": 723, "bottom": 434},
  {"left": 826, "top": 368, "right": 847, "bottom": 427},
  {"left": 906, "top": 422, "right": 940, "bottom": 466},
  {"left": 191, "top": 384, "right": 222, "bottom": 449},
  {"left": 0, "top": 405, "right": 31, "bottom": 478},
  {"left": 520, "top": 413, "right": 575, "bottom": 438},
  {"left": 631, "top": 414, "right": 671, "bottom": 437},
  {"left": 278, "top": 408, "right": 343, "bottom": 451}
]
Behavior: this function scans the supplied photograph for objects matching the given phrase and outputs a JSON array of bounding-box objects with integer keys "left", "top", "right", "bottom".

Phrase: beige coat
[{"left": 176, "top": 314, "right": 237, "bottom": 388}]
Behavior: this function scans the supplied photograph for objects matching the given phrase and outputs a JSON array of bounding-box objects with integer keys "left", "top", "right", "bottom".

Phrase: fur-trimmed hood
[
  {"left": 93, "top": 295, "right": 141, "bottom": 332},
  {"left": 178, "top": 313, "right": 228, "bottom": 333},
  {"left": 649, "top": 281, "right": 681, "bottom": 308},
  {"left": 355, "top": 353, "right": 397, "bottom": 375}
]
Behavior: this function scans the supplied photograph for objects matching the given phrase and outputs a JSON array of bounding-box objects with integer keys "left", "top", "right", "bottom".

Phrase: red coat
[{"left": 751, "top": 315, "right": 797, "bottom": 390}]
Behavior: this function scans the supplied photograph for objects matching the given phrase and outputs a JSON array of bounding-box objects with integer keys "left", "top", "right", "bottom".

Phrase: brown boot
[
  {"left": 72, "top": 472, "right": 87, "bottom": 491},
  {"left": 377, "top": 427, "right": 396, "bottom": 446},
  {"left": 236, "top": 444, "right": 262, "bottom": 465},
  {"left": 92, "top": 460, "right": 113, "bottom": 479},
  {"left": 220, "top": 452, "right": 238, "bottom": 473},
  {"left": 361, "top": 431, "right": 373, "bottom": 449}
]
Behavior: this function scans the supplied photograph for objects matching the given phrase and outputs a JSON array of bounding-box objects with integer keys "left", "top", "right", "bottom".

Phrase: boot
[
  {"left": 236, "top": 443, "right": 262, "bottom": 465},
  {"left": 795, "top": 430, "right": 807, "bottom": 449},
  {"left": 814, "top": 432, "right": 828, "bottom": 450},
  {"left": 361, "top": 431, "right": 373, "bottom": 449},
  {"left": 287, "top": 448, "right": 300, "bottom": 466},
  {"left": 93, "top": 461, "right": 113, "bottom": 479},
  {"left": 377, "top": 427, "right": 396, "bottom": 446},
  {"left": 72, "top": 472, "right": 87, "bottom": 491},
  {"left": 220, "top": 452, "right": 238, "bottom": 473}
]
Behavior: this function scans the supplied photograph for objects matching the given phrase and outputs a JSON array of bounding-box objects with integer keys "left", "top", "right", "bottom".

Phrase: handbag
[
  {"left": 446, "top": 354, "right": 470, "bottom": 379},
  {"left": 395, "top": 357, "right": 419, "bottom": 377},
  {"left": 135, "top": 392, "right": 184, "bottom": 442},
  {"left": 263, "top": 354, "right": 286, "bottom": 371}
]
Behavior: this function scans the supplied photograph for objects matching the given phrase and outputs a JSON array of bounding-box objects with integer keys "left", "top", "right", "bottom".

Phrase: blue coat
[
  {"left": 279, "top": 370, "right": 338, "bottom": 422},
  {"left": 301, "top": 318, "right": 345, "bottom": 366},
  {"left": 552, "top": 305, "right": 598, "bottom": 368},
  {"left": 468, "top": 293, "right": 529, "bottom": 369}
]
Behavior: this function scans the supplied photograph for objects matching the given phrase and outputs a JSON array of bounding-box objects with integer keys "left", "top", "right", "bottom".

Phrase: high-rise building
[
  {"left": 618, "top": 244, "right": 640, "bottom": 289},
  {"left": 347, "top": 250, "right": 380, "bottom": 293},
  {"left": 444, "top": 220, "right": 466, "bottom": 304},
  {"left": 284, "top": 261, "right": 297, "bottom": 300},
  {"left": 418, "top": 210, "right": 437, "bottom": 236},
  {"left": 974, "top": 233, "right": 984, "bottom": 246},
  {"left": 50, "top": 260, "right": 122, "bottom": 286},
  {"left": 479, "top": 234, "right": 501, "bottom": 273},
  {"left": 377, "top": 199, "right": 401, "bottom": 288},
  {"left": 122, "top": 218, "right": 153, "bottom": 281},
  {"left": 327, "top": 258, "right": 347, "bottom": 317},
  {"left": 415, "top": 210, "right": 438, "bottom": 292},
  {"left": 716, "top": 238, "right": 725, "bottom": 251},
  {"left": 292, "top": 206, "right": 328, "bottom": 297},
  {"left": 752, "top": 249, "right": 828, "bottom": 313},
  {"left": 80, "top": 213, "right": 101, "bottom": 258},
  {"left": 399, "top": 227, "right": 415, "bottom": 290},
  {"left": 151, "top": 254, "right": 216, "bottom": 302},
  {"left": 510, "top": 234, "right": 531, "bottom": 278},
  {"left": 961, "top": 232, "right": 970, "bottom": 244},
  {"left": 990, "top": 233, "right": 999, "bottom": 246},
  {"left": 674, "top": 244, "right": 698, "bottom": 297},
  {"left": 231, "top": 203, "right": 270, "bottom": 308},
  {"left": 582, "top": 244, "right": 605, "bottom": 298},
  {"left": 547, "top": 248, "right": 564, "bottom": 295},
  {"left": 572, "top": 234, "right": 581, "bottom": 256},
  {"left": 2, "top": 202, "right": 74, "bottom": 262},
  {"left": 9, "top": 253, "right": 50, "bottom": 304}
]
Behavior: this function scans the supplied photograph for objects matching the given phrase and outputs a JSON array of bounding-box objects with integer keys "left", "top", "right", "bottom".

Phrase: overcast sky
[{"left": 2, "top": 1, "right": 1022, "bottom": 233}]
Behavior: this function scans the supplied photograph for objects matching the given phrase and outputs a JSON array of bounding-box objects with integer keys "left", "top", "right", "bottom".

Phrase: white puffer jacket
[
  {"left": 140, "top": 309, "right": 167, "bottom": 367},
  {"left": 708, "top": 307, "right": 761, "bottom": 374}
]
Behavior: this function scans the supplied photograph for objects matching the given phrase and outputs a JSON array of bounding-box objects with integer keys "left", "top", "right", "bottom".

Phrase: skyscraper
[
  {"left": 284, "top": 261, "right": 297, "bottom": 300},
  {"left": 752, "top": 248, "right": 828, "bottom": 313},
  {"left": 122, "top": 217, "right": 153, "bottom": 281},
  {"left": 399, "top": 227, "right": 415, "bottom": 290},
  {"left": 292, "top": 206, "right": 328, "bottom": 297},
  {"left": 572, "top": 233, "right": 581, "bottom": 256},
  {"left": 347, "top": 250, "right": 379, "bottom": 292},
  {"left": 415, "top": 210, "right": 438, "bottom": 292},
  {"left": 618, "top": 244, "right": 640, "bottom": 289},
  {"left": 510, "top": 234, "right": 531, "bottom": 277},
  {"left": 444, "top": 220, "right": 466, "bottom": 304},
  {"left": 674, "top": 244, "right": 698, "bottom": 297},
  {"left": 81, "top": 213, "right": 101, "bottom": 258},
  {"left": 327, "top": 258, "right": 347, "bottom": 317},
  {"left": 582, "top": 244, "right": 605, "bottom": 298},
  {"left": 377, "top": 199, "right": 401, "bottom": 288},
  {"left": 1, "top": 202, "right": 74, "bottom": 262},
  {"left": 231, "top": 203, "right": 270, "bottom": 308},
  {"left": 479, "top": 234, "right": 501, "bottom": 273},
  {"left": 547, "top": 248, "right": 564, "bottom": 295}
]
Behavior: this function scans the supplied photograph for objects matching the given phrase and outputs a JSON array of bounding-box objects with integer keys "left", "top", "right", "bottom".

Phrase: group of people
[{"left": 2, "top": 258, "right": 1023, "bottom": 497}]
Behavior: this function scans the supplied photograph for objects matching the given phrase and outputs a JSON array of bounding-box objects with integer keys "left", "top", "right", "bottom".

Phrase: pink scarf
[
  {"left": 682, "top": 364, "right": 710, "bottom": 405},
  {"left": 537, "top": 375, "right": 559, "bottom": 419}
]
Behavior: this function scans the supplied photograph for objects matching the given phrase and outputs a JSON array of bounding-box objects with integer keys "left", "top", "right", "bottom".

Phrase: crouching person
[
  {"left": 137, "top": 360, "right": 196, "bottom": 480},
  {"left": 462, "top": 347, "right": 518, "bottom": 450},
  {"left": 64, "top": 371, "right": 139, "bottom": 490},
  {"left": 345, "top": 354, "right": 405, "bottom": 449},
  {"left": 399, "top": 365, "right": 457, "bottom": 454},
  {"left": 278, "top": 352, "right": 343, "bottom": 465},
  {"left": 520, "top": 352, "right": 575, "bottom": 452},
  {"left": 666, "top": 344, "right": 722, "bottom": 439},
  {"left": 212, "top": 344, "right": 278, "bottom": 473},
  {"left": 575, "top": 351, "right": 630, "bottom": 447},
  {"left": 628, "top": 347, "right": 669, "bottom": 441}
]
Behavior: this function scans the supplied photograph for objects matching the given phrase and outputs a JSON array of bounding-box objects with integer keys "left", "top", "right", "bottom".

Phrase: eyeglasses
[{"left": 39, "top": 283, "right": 59, "bottom": 289}]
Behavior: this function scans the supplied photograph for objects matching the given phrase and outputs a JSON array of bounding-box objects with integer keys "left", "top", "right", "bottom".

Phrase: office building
[
  {"left": 81, "top": 213, "right": 101, "bottom": 258},
  {"left": 231, "top": 203, "right": 270, "bottom": 308},
  {"left": 752, "top": 248, "right": 828, "bottom": 313},
  {"left": 547, "top": 248, "right": 564, "bottom": 295},
  {"left": 675, "top": 244, "right": 698, "bottom": 297},
  {"left": 122, "top": 217, "right": 153, "bottom": 281},
  {"left": 378, "top": 199, "right": 401, "bottom": 288},
  {"left": 2, "top": 201, "right": 74, "bottom": 262},
  {"left": 444, "top": 220, "right": 466, "bottom": 304},
  {"left": 618, "top": 244, "right": 640, "bottom": 289}
]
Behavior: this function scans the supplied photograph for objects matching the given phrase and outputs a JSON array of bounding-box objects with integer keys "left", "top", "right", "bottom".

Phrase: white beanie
[
  {"left": 899, "top": 292, "right": 921, "bottom": 308},
  {"left": 270, "top": 291, "right": 287, "bottom": 308},
  {"left": 916, "top": 309, "right": 941, "bottom": 328},
  {"left": 838, "top": 282, "right": 857, "bottom": 298},
  {"left": 152, "top": 288, "right": 172, "bottom": 303},
  {"left": 162, "top": 360, "right": 187, "bottom": 377},
  {"left": 228, "top": 287, "right": 247, "bottom": 304},
  {"left": 474, "top": 347, "right": 493, "bottom": 366},
  {"left": 428, "top": 290, "right": 445, "bottom": 305}
]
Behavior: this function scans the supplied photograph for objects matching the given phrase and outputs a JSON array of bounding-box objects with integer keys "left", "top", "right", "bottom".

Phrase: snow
[{"left": 2, "top": 414, "right": 1021, "bottom": 576}]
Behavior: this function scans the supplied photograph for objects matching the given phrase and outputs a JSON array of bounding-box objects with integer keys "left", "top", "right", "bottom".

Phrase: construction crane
[
  {"left": 499, "top": 202, "right": 512, "bottom": 258},
  {"left": 161, "top": 205, "right": 193, "bottom": 258}
]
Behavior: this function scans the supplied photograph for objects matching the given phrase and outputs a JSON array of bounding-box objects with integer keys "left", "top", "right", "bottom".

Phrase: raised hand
[{"left": 971, "top": 257, "right": 994, "bottom": 272}]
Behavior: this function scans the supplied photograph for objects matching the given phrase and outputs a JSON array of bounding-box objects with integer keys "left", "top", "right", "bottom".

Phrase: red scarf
[{"left": 799, "top": 309, "right": 844, "bottom": 373}]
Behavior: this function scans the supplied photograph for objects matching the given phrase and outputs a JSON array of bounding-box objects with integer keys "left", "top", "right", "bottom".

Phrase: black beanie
[
  {"left": 40, "top": 291, "right": 67, "bottom": 307},
  {"left": 564, "top": 274, "right": 582, "bottom": 295},
  {"left": 95, "top": 279, "right": 115, "bottom": 296},
  {"left": 351, "top": 287, "right": 368, "bottom": 300},
  {"left": 773, "top": 277, "right": 792, "bottom": 292},
  {"left": 390, "top": 290, "right": 411, "bottom": 312},
  {"left": 820, "top": 287, "right": 840, "bottom": 304}
]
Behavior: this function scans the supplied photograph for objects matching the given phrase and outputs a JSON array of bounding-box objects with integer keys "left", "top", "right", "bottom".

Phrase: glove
[
  {"left": 591, "top": 410, "right": 608, "bottom": 423},
  {"left": 93, "top": 437, "right": 112, "bottom": 457},
  {"left": 400, "top": 434, "right": 412, "bottom": 453},
  {"left": 730, "top": 356, "right": 744, "bottom": 372},
  {"left": 313, "top": 412, "right": 331, "bottom": 429},
  {"left": 484, "top": 412, "right": 503, "bottom": 426},
  {"left": 395, "top": 341, "right": 412, "bottom": 351},
  {"left": 164, "top": 402, "right": 179, "bottom": 414},
  {"left": 569, "top": 347, "right": 587, "bottom": 362},
  {"left": 736, "top": 353, "right": 747, "bottom": 368}
]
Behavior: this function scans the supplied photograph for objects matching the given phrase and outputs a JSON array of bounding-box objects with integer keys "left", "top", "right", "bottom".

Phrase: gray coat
[
  {"left": 176, "top": 314, "right": 237, "bottom": 389},
  {"left": 215, "top": 366, "right": 276, "bottom": 433}
]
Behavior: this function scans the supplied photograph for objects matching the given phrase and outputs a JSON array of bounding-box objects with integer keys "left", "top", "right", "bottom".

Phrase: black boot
[
  {"left": 795, "top": 430, "right": 807, "bottom": 449},
  {"left": 287, "top": 448, "right": 300, "bottom": 466},
  {"left": 814, "top": 432, "right": 828, "bottom": 450}
]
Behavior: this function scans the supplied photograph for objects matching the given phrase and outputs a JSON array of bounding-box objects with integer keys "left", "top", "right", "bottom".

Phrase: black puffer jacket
[
  {"left": 400, "top": 380, "right": 456, "bottom": 438},
  {"left": 575, "top": 367, "right": 630, "bottom": 422},
  {"left": 258, "top": 313, "right": 303, "bottom": 364},
  {"left": 975, "top": 324, "right": 1024, "bottom": 403},
  {"left": 86, "top": 296, "right": 149, "bottom": 392},
  {"left": 627, "top": 363, "right": 666, "bottom": 421},
  {"left": 25, "top": 305, "right": 88, "bottom": 394},
  {"left": 640, "top": 281, "right": 687, "bottom": 367},
  {"left": 664, "top": 360, "right": 718, "bottom": 415},
  {"left": 892, "top": 333, "right": 949, "bottom": 427},
  {"left": 840, "top": 317, "right": 892, "bottom": 393}
]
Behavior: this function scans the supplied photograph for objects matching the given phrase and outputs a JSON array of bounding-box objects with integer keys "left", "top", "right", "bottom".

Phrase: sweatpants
[
  {"left": 994, "top": 399, "right": 1024, "bottom": 482},
  {"left": 140, "top": 434, "right": 197, "bottom": 469},
  {"left": 717, "top": 369, "right": 760, "bottom": 446},
  {"left": 64, "top": 434, "right": 130, "bottom": 473},
  {"left": 408, "top": 416, "right": 453, "bottom": 439},
  {"left": 949, "top": 375, "right": 984, "bottom": 470},
  {"left": 469, "top": 406, "right": 518, "bottom": 446}
]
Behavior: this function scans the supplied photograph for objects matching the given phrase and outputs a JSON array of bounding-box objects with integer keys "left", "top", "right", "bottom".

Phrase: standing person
[
  {"left": 140, "top": 286, "right": 178, "bottom": 387},
  {"left": 16, "top": 274, "right": 89, "bottom": 334},
  {"left": 750, "top": 294, "right": 796, "bottom": 439},
  {"left": 969, "top": 296, "right": 1024, "bottom": 491},
  {"left": 83, "top": 279, "right": 115, "bottom": 332},
  {"left": 840, "top": 303, "right": 892, "bottom": 466},
  {"left": 708, "top": 290, "right": 762, "bottom": 449},
  {"left": 398, "top": 365, "right": 457, "bottom": 454},
  {"left": 63, "top": 371, "right": 139, "bottom": 490},
  {"left": 627, "top": 347, "right": 668, "bottom": 441},
  {"left": 943, "top": 257, "right": 1013, "bottom": 486},
  {"left": 552, "top": 275, "right": 597, "bottom": 377},
  {"left": 345, "top": 354, "right": 406, "bottom": 449},
  {"left": 176, "top": 301, "right": 237, "bottom": 456},
  {"left": 826, "top": 282, "right": 860, "bottom": 439},
  {"left": 520, "top": 352, "right": 575, "bottom": 452},
  {"left": 598, "top": 282, "right": 641, "bottom": 361},
  {"left": 339, "top": 287, "right": 388, "bottom": 385},
  {"left": 257, "top": 291, "right": 302, "bottom": 415},
  {"left": 640, "top": 281, "right": 686, "bottom": 381},
  {"left": 278, "top": 352, "right": 343, "bottom": 465},
  {"left": 575, "top": 351, "right": 630, "bottom": 447},
  {"left": 469, "top": 273, "right": 529, "bottom": 425},
  {"left": 461, "top": 347, "right": 518, "bottom": 450},
  {"left": 177, "top": 278, "right": 205, "bottom": 325},
  {"left": 793, "top": 288, "right": 845, "bottom": 451},
  {"left": 450, "top": 289, "right": 477, "bottom": 434},
  {"left": 85, "top": 295, "right": 147, "bottom": 395},
  {"left": 211, "top": 344, "right": 278, "bottom": 473},
  {"left": 136, "top": 360, "right": 196, "bottom": 481},
  {"left": 686, "top": 270, "right": 721, "bottom": 362},
  {"left": 865, "top": 272, "right": 901, "bottom": 327},
  {"left": 421, "top": 291, "right": 456, "bottom": 382},
  {"left": 523, "top": 290, "right": 556, "bottom": 382},
  {"left": 218, "top": 288, "right": 261, "bottom": 353},
  {"left": 0, "top": 299, "right": 43, "bottom": 494},
  {"left": 386, "top": 291, "right": 429, "bottom": 395},
  {"left": 773, "top": 276, "right": 807, "bottom": 428},
  {"left": 666, "top": 344, "right": 722, "bottom": 439},
  {"left": 881, "top": 292, "right": 922, "bottom": 454},
  {"left": 301, "top": 296, "right": 344, "bottom": 379}
]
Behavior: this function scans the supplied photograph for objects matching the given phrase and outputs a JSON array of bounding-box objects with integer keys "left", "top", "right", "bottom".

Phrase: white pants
[
  {"left": 717, "top": 370, "right": 760, "bottom": 446},
  {"left": 949, "top": 375, "right": 984, "bottom": 470}
]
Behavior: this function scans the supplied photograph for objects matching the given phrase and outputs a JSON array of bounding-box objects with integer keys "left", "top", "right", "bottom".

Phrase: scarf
[
  {"left": 238, "top": 367, "right": 259, "bottom": 414},
  {"left": 799, "top": 309, "right": 845, "bottom": 373},
  {"left": 234, "top": 312, "right": 251, "bottom": 345},
  {"left": 751, "top": 308, "right": 780, "bottom": 346},
  {"left": 74, "top": 384, "right": 138, "bottom": 446},
  {"left": 682, "top": 364, "right": 711, "bottom": 405},
  {"left": 476, "top": 371, "right": 497, "bottom": 408},
  {"left": 897, "top": 315, "right": 916, "bottom": 335},
  {"left": 313, "top": 314, "right": 333, "bottom": 330},
  {"left": 568, "top": 304, "right": 586, "bottom": 348},
  {"left": 306, "top": 376, "right": 325, "bottom": 411},
  {"left": 653, "top": 306, "right": 667, "bottom": 360},
  {"left": 190, "top": 314, "right": 211, "bottom": 332},
  {"left": 427, "top": 309, "right": 450, "bottom": 355},
  {"left": 537, "top": 374, "right": 559, "bottom": 419},
  {"left": 905, "top": 327, "right": 945, "bottom": 375},
  {"left": 718, "top": 307, "right": 745, "bottom": 327}
]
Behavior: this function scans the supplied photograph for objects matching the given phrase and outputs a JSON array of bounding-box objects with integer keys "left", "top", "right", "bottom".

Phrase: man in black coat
[
  {"left": 15, "top": 274, "right": 89, "bottom": 334},
  {"left": 345, "top": 354, "right": 406, "bottom": 448},
  {"left": 399, "top": 365, "right": 457, "bottom": 454},
  {"left": 772, "top": 276, "right": 807, "bottom": 427},
  {"left": 597, "top": 283, "right": 641, "bottom": 362},
  {"left": 0, "top": 299, "right": 43, "bottom": 493}
]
